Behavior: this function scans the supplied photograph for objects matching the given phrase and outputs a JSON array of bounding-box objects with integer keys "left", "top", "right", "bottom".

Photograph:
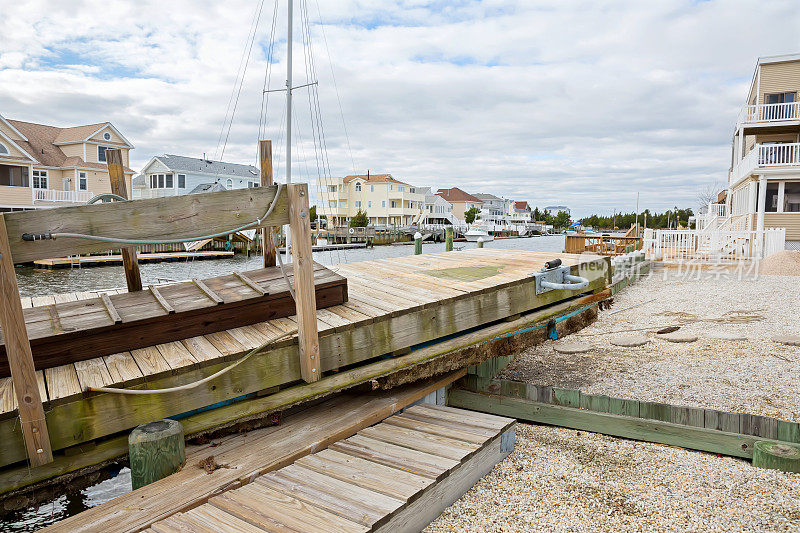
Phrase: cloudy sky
[{"left": 1, "top": 0, "right": 799, "bottom": 217}]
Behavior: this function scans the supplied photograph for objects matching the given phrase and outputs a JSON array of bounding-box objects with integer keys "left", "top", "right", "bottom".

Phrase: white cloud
[{"left": 0, "top": 0, "right": 798, "bottom": 217}]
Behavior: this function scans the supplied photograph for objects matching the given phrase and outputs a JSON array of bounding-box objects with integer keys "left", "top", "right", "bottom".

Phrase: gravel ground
[
  {"left": 500, "top": 269, "right": 800, "bottom": 421},
  {"left": 425, "top": 423, "right": 800, "bottom": 532}
]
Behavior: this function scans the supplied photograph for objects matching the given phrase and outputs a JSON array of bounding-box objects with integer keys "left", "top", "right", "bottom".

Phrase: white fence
[
  {"left": 731, "top": 142, "right": 800, "bottom": 185},
  {"left": 644, "top": 228, "right": 785, "bottom": 263},
  {"left": 33, "top": 189, "right": 93, "bottom": 203}
]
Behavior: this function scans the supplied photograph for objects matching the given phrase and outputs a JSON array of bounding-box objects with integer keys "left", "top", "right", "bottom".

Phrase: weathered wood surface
[
  {"left": 0, "top": 215, "right": 53, "bottom": 466},
  {"left": 43, "top": 374, "right": 464, "bottom": 533},
  {"left": 145, "top": 403, "right": 514, "bottom": 533},
  {"left": 0, "top": 249, "right": 608, "bottom": 470},
  {"left": 107, "top": 148, "right": 143, "bottom": 292},
  {"left": 0, "top": 263, "right": 346, "bottom": 377},
  {"left": 4, "top": 184, "right": 289, "bottom": 262},
  {"left": 259, "top": 140, "right": 276, "bottom": 268},
  {"left": 128, "top": 419, "right": 185, "bottom": 490}
]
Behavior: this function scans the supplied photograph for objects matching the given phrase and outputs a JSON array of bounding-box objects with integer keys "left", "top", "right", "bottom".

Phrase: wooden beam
[
  {"left": 447, "top": 389, "right": 784, "bottom": 460},
  {"left": 0, "top": 214, "right": 52, "bottom": 466},
  {"left": 4, "top": 185, "right": 289, "bottom": 263},
  {"left": 233, "top": 271, "right": 267, "bottom": 296},
  {"left": 149, "top": 285, "right": 175, "bottom": 314},
  {"left": 259, "top": 140, "right": 276, "bottom": 268},
  {"left": 99, "top": 293, "right": 122, "bottom": 324},
  {"left": 107, "top": 148, "right": 142, "bottom": 292},
  {"left": 287, "top": 183, "right": 320, "bottom": 383},
  {"left": 192, "top": 278, "right": 224, "bottom": 304}
]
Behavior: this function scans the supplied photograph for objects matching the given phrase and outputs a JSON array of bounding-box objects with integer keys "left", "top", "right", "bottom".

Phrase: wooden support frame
[
  {"left": 0, "top": 215, "right": 53, "bottom": 466},
  {"left": 259, "top": 140, "right": 277, "bottom": 268},
  {"left": 287, "top": 183, "right": 321, "bottom": 383},
  {"left": 107, "top": 148, "right": 143, "bottom": 292}
]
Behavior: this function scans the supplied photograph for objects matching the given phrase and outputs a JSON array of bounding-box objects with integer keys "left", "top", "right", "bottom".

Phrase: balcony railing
[
  {"left": 738, "top": 101, "right": 800, "bottom": 125},
  {"left": 33, "top": 189, "right": 94, "bottom": 203},
  {"left": 730, "top": 142, "right": 800, "bottom": 185}
]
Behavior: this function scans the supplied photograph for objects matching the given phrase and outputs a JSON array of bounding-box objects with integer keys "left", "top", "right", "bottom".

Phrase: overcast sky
[{"left": 1, "top": 1, "right": 799, "bottom": 217}]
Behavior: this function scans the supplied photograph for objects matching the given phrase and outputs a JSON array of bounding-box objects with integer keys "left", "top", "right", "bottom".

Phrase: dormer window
[{"left": 355, "top": 182, "right": 362, "bottom": 192}]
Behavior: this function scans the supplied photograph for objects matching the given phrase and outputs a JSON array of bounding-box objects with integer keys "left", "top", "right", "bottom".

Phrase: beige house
[
  {"left": 436, "top": 188, "right": 483, "bottom": 222},
  {"left": 316, "top": 173, "right": 426, "bottom": 226},
  {"left": 0, "top": 114, "right": 134, "bottom": 211},
  {"left": 727, "top": 53, "right": 800, "bottom": 246}
]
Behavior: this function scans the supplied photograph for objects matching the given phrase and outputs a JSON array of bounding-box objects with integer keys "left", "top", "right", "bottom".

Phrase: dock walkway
[
  {"left": 33, "top": 250, "right": 234, "bottom": 268},
  {"left": 0, "top": 248, "right": 608, "bottom": 492}
]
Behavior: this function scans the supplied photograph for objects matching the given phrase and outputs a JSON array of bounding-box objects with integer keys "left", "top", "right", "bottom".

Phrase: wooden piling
[
  {"left": 128, "top": 419, "right": 185, "bottom": 489},
  {"left": 414, "top": 232, "right": 423, "bottom": 255},
  {"left": 259, "top": 140, "right": 277, "bottom": 268},
  {"left": 477, "top": 237, "right": 484, "bottom": 248},
  {"left": 0, "top": 215, "right": 53, "bottom": 466},
  {"left": 107, "top": 149, "right": 142, "bottom": 292},
  {"left": 445, "top": 226, "right": 453, "bottom": 251}
]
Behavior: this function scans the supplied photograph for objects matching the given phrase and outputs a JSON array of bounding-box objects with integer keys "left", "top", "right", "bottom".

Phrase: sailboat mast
[{"left": 285, "top": 0, "right": 293, "bottom": 260}]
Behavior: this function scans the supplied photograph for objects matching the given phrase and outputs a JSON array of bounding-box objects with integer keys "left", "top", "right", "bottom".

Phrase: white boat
[{"left": 464, "top": 226, "right": 495, "bottom": 242}]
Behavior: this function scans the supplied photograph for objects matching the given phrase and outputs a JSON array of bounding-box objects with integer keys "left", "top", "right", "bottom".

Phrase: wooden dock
[
  {"left": 0, "top": 248, "right": 609, "bottom": 495},
  {"left": 32, "top": 250, "right": 235, "bottom": 268},
  {"left": 146, "top": 404, "right": 514, "bottom": 533}
]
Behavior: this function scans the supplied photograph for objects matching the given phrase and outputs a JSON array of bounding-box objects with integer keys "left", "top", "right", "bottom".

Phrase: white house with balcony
[
  {"left": 726, "top": 53, "right": 800, "bottom": 249},
  {"left": 316, "top": 173, "right": 425, "bottom": 227},
  {"left": 132, "top": 154, "right": 260, "bottom": 200},
  {"left": 0, "top": 114, "right": 134, "bottom": 211}
]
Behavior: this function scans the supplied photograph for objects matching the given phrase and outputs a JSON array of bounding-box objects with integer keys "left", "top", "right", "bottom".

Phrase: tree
[
  {"left": 553, "top": 210, "right": 571, "bottom": 229},
  {"left": 532, "top": 207, "right": 541, "bottom": 221},
  {"left": 464, "top": 206, "right": 480, "bottom": 224},
  {"left": 349, "top": 209, "right": 369, "bottom": 227},
  {"left": 309, "top": 205, "right": 317, "bottom": 222},
  {"left": 697, "top": 181, "right": 723, "bottom": 208}
]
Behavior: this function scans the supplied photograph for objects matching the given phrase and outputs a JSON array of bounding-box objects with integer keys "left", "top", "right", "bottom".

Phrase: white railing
[
  {"left": 739, "top": 101, "right": 800, "bottom": 125},
  {"left": 32, "top": 188, "right": 94, "bottom": 203},
  {"left": 644, "top": 228, "right": 785, "bottom": 263},
  {"left": 730, "top": 142, "right": 800, "bottom": 186}
]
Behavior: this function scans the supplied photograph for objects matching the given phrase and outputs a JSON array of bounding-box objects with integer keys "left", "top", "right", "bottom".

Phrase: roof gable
[
  {"left": 436, "top": 187, "right": 482, "bottom": 203},
  {"left": 343, "top": 173, "right": 410, "bottom": 186}
]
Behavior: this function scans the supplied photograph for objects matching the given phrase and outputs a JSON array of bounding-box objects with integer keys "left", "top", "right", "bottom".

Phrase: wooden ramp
[{"left": 147, "top": 404, "right": 514, "bottom": 533}]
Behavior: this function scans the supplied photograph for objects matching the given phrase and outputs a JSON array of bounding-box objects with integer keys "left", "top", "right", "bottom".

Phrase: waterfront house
[
  {"left": 417, "top": 187, "right": 457, "bottom": 225},
  {"left": 0, "top": 115, "right": 134, "bottom": 211},
  {"left": 727, "top": 53, "right": 800, "bottom": 248},
  {"left": 133, "top": 154, "right": 259, "bottom": 200},
  {"left": 316, "top": 173, "right": 425, "bottom": 227},
  {"left": 474, "top": 193, "right": 509, "bottom": 226},
  {"left": 436, "top": 187, "right": 483, "bottom": 222},
  {"left": 511, "top": 201, "right": 533, "bottom": 224}
]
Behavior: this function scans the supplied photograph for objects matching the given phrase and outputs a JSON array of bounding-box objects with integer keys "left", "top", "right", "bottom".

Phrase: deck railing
[
  {"left": 33, "top": 188, "right": 93, "bottom": 203},
  {"left": 739, "top": 101, "right": 800, "bottom": 124},
  {"left": 565, "top": 234, "right": 642, "bottom": 256},
  {"left": 730, "top": 142, "right": 800, "bottom": 186},
  {"left": 643, "top": 228, "right": 785, "bottom": 263}
]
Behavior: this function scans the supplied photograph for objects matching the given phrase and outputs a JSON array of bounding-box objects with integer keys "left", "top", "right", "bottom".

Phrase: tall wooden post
[
  {"left": 259, "top": 140, "right": 277, "bottom": 268},
  {"left": 0, "top": 215, "right": 53, "bottom": 466},
  {"left": 287, "top": 183, "right": 320, "bottom": 382},
  {"left": 107, "top": 149, "right": 142, "bottom": 292}
]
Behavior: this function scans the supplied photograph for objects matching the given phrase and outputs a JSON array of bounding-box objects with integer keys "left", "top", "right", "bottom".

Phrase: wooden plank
[
  {"left": 99, "top": 293, "right": 122, "bottom": 324},
  {"left": 43, "top": 376, "right": 458, "bottom": 533},
  {"left": 233, "top": 271, "right": 267, "bottom": 296},
  {"left": 148, "top": 285, "right": 175, "bottom": 314},
  {"left": 129, "top": 346, "right": 171, "bottom": 376},
  {"left": 103, "top": 352, "right": 144, "bottom": 383},
  {"left": 287, "top": 183, "right": 320, "bottom": 383},
  {"left": 296, "top": 448, "right": 433, "bottom": 501},
  {"left": 211, "top": 483, "right": 368, "bottom": 533},
  {"left": 259, "top": 140, "right": 277, "bottom": 269},
  {"left": 4, "top": 184, "right": 289, "bottom": 262},
  {"left": 183, "top": 506, "right": 265, "bottom": 533},
  {"left": 44, "top": 364, "right": 82, "bottom": 400},
  {"left": 704, "top": 409, "right": 741, "bottom": 433},
  {"left": 358, "top": 424, "right": 479, "bottom": 461},
  {"left": 0, "top": 213, "right": 53, "bottom": 465},
  {"left": 552, "top": 387, "right": 581, "bottom": 408},
  {"left": 330, "top": 435, "right": 459, "bottom": 480},
  {"left": 374, "top": 431, "right": 514, "bottom": 533},
  {"left": 107, "top": 148, "right": 143, "bottom": 292},
  {"left": 192, "top": 278, "right": 223, "bottom": 304},
  {"left": 410, "top": 403, "right": 514, "bottom": 431},
  {"left": 73, "top": 358, "right": 114, "bottom": 391},
  {"left": 382, "top": 413, "right": 489, "bottom": 444},
  {"left": 448, "top": 389, "right": 776, "bottom": 460}
]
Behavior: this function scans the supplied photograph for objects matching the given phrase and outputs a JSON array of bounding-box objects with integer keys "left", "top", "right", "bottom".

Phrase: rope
[
  {"left": 26, "top": 184, "right": 284, "bottom": 246},
  {"left": 89, "top": 328, "right": 297, "bottom": 395}
]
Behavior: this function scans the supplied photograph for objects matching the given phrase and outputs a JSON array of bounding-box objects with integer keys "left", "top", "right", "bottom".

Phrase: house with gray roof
[{"left": 132, "top": 154, "right": 260, "bottom": 199}]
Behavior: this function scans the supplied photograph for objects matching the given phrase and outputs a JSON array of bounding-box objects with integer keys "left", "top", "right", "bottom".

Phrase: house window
[
  {"left": 355, "top": 182, "right": 361, "bottom": 192},
  {"left": 368, "top": 201, "right": 372, "bottom": 208},
  {"left": 157, "top": 174, "right": 165, "bottom": 188},
  {"left": 226, "top": 179, "right": 233, "bottom": 189},
  {"left": 178, "top": 174, "right": 186, "bottom": 188},
  {"left": 381, "top": 200, "right": 386, "bottom": 207},
  {"left": 370, "top": 185, "right": 374, "bottom": 192},
  {"left": 355, "top": 201, "right": 362, "bottom": 208},
  {"left": 764, "top": 92, "right": 797, "bottom": 120},
  {"left": 32, "top": 170, "right": 48, "bottom": 189},
  {"left": 328, "top": 200, "right": 336, "bottom": 208},
  {"left": 327, "top": 185, "right": 336, "bottom": 193},
  {"left": 103, "top": 132, "right": 112, "bottom": 141},
  {"left": 98, "top": 146, "right": 108, "bottom": 162},
  {"left": 0, "top": 143, "right": 8, "bottom": 154},
  {"left": 391, "top": 201, "right": 397, "bottom": 208},
  {"left": 398, "top": 186, "right": 405, "bottom": 192},
  {"left": 78, "top": 172, "right": 87, "bottom": 191},
  {"left": 165, "top": 174, "right": 174, "bottom": 188}
]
